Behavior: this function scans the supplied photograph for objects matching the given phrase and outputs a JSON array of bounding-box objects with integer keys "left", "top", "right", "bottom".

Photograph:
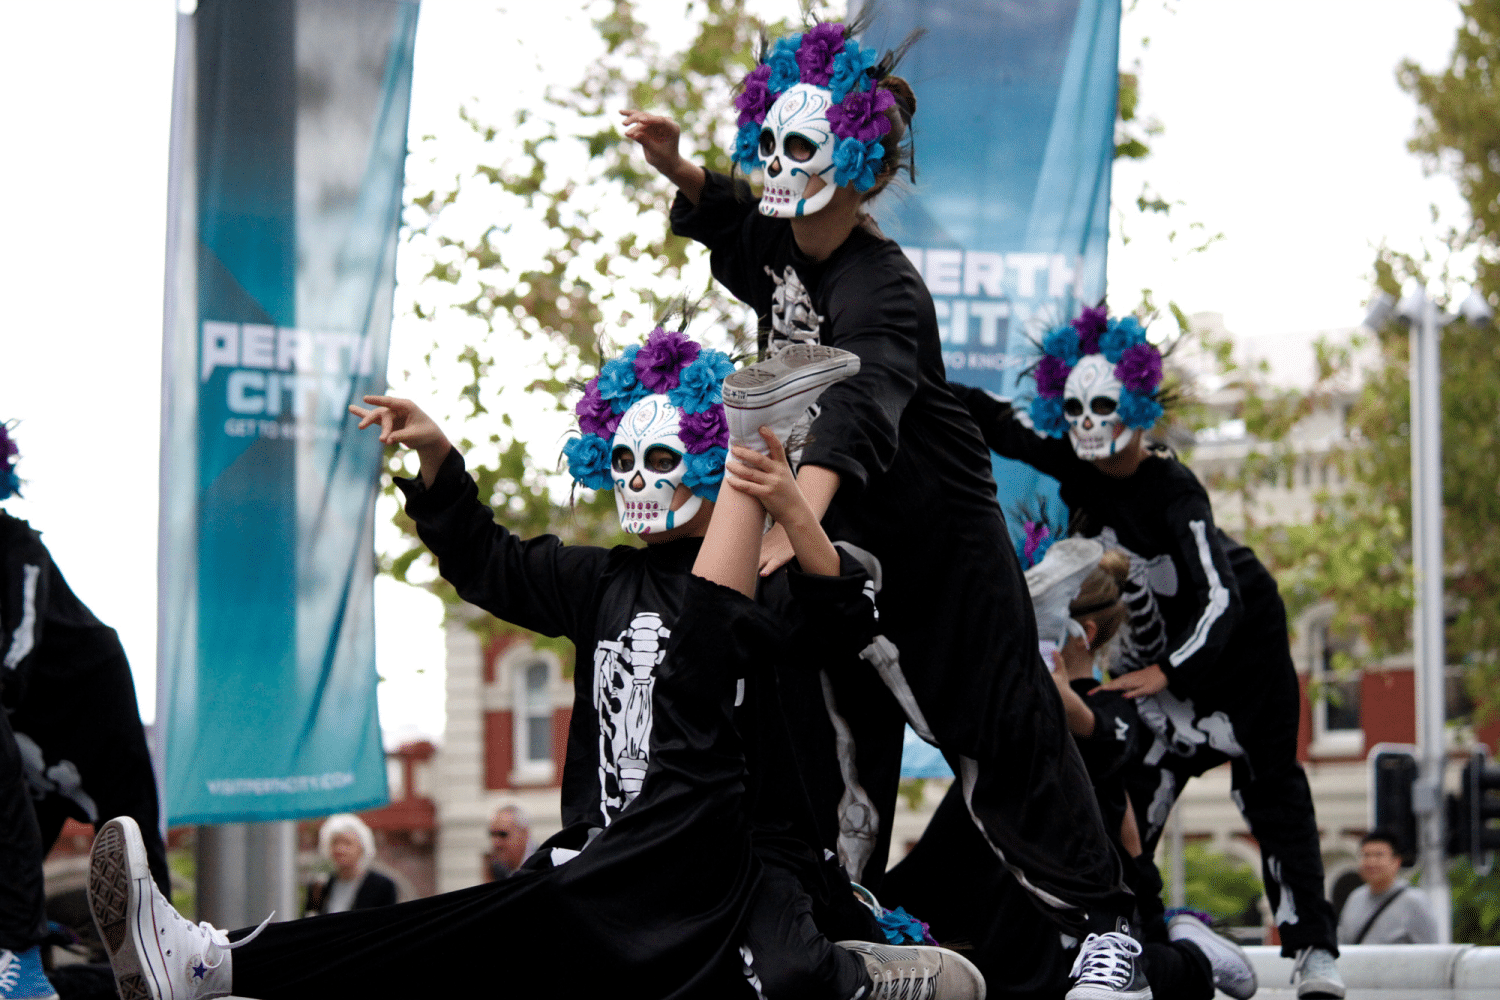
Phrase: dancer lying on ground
[
  {"left": 623, "top": 19, "right": 1148, "bottom": 999},
  {"left": 86, "top": 329, "right": 983, "bottom": 1000},
  {"left": 0, "top": 423, "right": 169, "bottom": 1000},
  {"left": 952, "top": 307, "right": 1343, "bottom": 1000}
]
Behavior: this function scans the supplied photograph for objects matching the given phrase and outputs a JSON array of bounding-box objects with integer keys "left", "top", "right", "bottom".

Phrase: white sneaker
[
  {"left": 722, "top": 344, "right": 860, "bottom": 453},
  {"left": 87, "top": 816, "right": 268, "bottom": 1000},
  {"left": 837, "top": 940, "right": 986, "bottom": 1000},
  {"left": 1066, "top": 930, "right": 1151, "bottom": 1000},
  {"left": 1291, "top": 946, "right": 1344, "bottom": 999},
  {"left": 1167, "top": 912, "right": 1256, "bottom": 999}
]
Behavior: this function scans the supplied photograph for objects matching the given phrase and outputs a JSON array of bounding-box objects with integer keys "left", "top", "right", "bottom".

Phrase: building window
[
  {"left": 512, "top": 656, "right": 556, "bottom": 783},
  {"left": 1312, "top": 622, "right": 1362, "bottom": 755}
]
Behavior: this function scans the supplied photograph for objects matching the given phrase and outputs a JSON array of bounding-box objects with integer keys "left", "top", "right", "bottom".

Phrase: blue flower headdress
[
  {"left": 1027, "top": 305, "right": 1165, "bottom": 438},
  {"left": 0, "top": 422, "right": 20, "bottom": 500},
  {"left": 731, "top": 21, "right": 904, "bottom": 192},
  {"left": 563, "top": 327, "right": 735, "bottom": 501}
]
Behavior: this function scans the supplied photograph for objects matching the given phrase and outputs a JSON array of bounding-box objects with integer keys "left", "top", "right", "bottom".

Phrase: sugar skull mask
[
  {"left": 1062, "top": 354, "right": 1138, "bottom": 461},
  {"left": 757, "top": 84, "right": 839, "bottom": 219},
  {"left": 611, "top": 395, "right": 702, "bottom": 535}
]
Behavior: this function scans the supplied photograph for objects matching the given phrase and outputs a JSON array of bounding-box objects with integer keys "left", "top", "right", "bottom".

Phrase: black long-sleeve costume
[
  {"left": 672, "top": 171, "right": 1133, "bottom": 936},
  {"left": 228, "top": 449, "right": 880, "bottom": 1000},
  {"left": 955, "top": 385, "right": 1339, "bottom": 956},
  {"left": 0, "top": 512, "right": 169, "bottom": 953}
]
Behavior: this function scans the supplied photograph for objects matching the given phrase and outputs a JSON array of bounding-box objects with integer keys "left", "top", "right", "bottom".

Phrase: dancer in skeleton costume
[
  {"left": 0, "top": 424, "right": 170, "bottom": 1000},
  {"left": 623, "top": 20, "right": 1151, "bottom": 1000},
  {"left": 84, "top": 329, "right": 984, "bottom": 1000},
  {"left": 953, "top": 307, "right": 1344, "bottom": 999}
]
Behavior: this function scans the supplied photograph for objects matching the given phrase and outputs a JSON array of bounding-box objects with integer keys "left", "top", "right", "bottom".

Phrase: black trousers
[
  {"left": 1126, "top": 599, "right": 1338, "bottom": 958},
  {"left": 740, "top": 865, "right": 872, "bottom": 1000},
  {"left": 0, "top": 704, "right": 47, "bottom": 952}
]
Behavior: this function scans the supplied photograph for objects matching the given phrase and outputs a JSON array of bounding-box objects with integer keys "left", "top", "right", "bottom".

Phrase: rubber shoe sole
[
  {"left": 722, "top": 344, "right": 860, "bottom": 447},
  {"left": 88, "top": 818, "right": 157, "bottom": 1000}
]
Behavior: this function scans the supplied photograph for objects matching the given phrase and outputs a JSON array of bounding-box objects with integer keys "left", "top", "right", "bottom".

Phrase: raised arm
[
  {"left": 947, "top": 381, "right": 1078, "bottom": 480},
  {"left": 619, "top": 110, "right": 705, "bottom": 204}
]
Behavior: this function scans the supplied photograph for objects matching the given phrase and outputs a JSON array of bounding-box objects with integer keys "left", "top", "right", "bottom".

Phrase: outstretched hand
[
  {"left": 1093, "top": 663, "right": 1169, "bottom": 699},
  {"left": 619, "top": 109, "right": 705, "bottom": 203},
  {"left": 349, "top": 395, "right": 451, "bottom": 486}
]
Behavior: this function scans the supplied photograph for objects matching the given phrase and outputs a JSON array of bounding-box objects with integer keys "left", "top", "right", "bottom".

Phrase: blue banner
[
  {"left": 860, "top": 0, "right": 1120, "bottom": 548},
  {"left": 158, "top": 0, "right": 419, "bottom": 824}
]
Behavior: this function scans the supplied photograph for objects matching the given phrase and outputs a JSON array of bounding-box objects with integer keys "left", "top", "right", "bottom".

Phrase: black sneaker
[{"left": 1065, "top": 929, "right": 1151, "bottom": 1000}]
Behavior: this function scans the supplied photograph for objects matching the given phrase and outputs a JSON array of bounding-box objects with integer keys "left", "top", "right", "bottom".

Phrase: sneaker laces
[
  {"left": 152, "top": 881, "right": 273, "bottom": 973},
  {"left": 1069, "top": 931, "right": 1143, "bottom": 989},
  {"left": 868, "top": 962, "right": 939, "bottom": 1000},
  {"left": 0, "top": 951, "right": 18, "bottom": 992}
]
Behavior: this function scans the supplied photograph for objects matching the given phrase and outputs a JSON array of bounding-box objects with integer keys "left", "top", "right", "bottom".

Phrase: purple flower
[
  {"left": 1115, "top": 342, "right": 1163, "bottom": 394},
  {"left": 0, "top": 423, "right": 15, "bottom": 458},
  {"left": 1023, "top": 521, "right": 1053, "bottom": 568},
  {"left": 1035, "top": 355, "right": 1071, "bottom": 396},
  {"left": 1073, "top": 305, "right": 1108, "bottom": 356},
  {"left": 831, "top": 136, "right": 884, "bottom": 192},
  {"left": 796, "top": 23, "right": 846, "bottom": 86},
  {"left": 826, "top": 87, "right": 895, "bottom": 143},
  {"left": 635, "top": 328, "right": 701, "bottom": 394},
  {"left": 828, "top": 40, "right": 877, "bottom": 103},
  {"left": 735, "top": 64, "right": 773, "bottom": 127},
  {"left": 678, "top": 406, "right": 728, "bottom": 453},
  {"left": 575, "top": 379, "right": 621, "bottom": 439},
  {"left": 767, "top": 37, "right": 802, "bottom": 93}
]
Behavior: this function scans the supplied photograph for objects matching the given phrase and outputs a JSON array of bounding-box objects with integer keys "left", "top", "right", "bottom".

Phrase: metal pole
[
  {"left": 1412, "top": 292, "right": 1452, "bottom": 941},
  {"left": 1168, "top": 803, "right": 1186, "bottom": 909}
]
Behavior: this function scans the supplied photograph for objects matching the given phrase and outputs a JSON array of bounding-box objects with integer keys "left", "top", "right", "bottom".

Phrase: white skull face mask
[
  {"left": 611, "top": 396, "right": 702, "bottom": 535},
  {"left": 758, "top": 84, "right": 839, "bottom": 219},
  {"left": 1063, "top": 354, "right": 1139, "bottom": 460}
]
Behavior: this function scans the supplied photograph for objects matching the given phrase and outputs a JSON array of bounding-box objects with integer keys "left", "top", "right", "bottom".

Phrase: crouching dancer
[{"left": 85, "top": 326, "right": 982, "bottom": 1000}]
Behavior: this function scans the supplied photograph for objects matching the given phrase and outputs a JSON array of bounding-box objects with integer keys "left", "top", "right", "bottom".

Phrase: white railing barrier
[{"left": 1244, "top": 945, "right": 1500, "bottom": 989}]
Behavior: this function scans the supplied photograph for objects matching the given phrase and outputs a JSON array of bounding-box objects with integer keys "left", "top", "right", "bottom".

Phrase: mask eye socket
[
  {"left": 1063, "top": 398, "right": 1084, "bottom": 417},
  {"left": 784, "top": 133, "right": 818, "bottom": 162},
  {"left": 644, "top": 446, "right": 681, "bottom": 474},
  {"left": 759, "top": 129, "right": 775, "bottom": 157},
  {"left": 1090, "top": 397, "right": 1118, "bottom": 416},
  {"left": 612, "top": 447, "right": 635, "bottom": 473}
]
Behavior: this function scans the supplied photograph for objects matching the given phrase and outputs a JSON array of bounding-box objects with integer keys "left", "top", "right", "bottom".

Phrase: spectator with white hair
[
  {"left": 304, "top": 814, "right": 397, "bottom": 916},
  {"left": 486, "top": 804, "right": 535, "bottom": 881}
]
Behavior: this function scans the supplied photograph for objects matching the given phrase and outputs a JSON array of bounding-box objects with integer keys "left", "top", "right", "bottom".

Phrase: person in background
[
  {"left": 1336, "top": 831, "right": 1439, "bottom": 946},
  {"left": 486, "top": 804, "right": 535, "bottom": 881},
  {"left": 303, "top": 814, "right": 397, "bottom": 916}
]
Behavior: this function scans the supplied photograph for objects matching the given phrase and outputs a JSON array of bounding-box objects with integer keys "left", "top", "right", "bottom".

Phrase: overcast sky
[{"left": 0, "top": 0, "right": 1467, "bottom": 743}]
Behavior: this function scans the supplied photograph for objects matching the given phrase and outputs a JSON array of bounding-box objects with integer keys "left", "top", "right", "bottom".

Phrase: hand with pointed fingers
[
  {"left": 619, "top": 109, "right": 683, "bottom": 174},
  {"left": 349, "top": 395, "right": 451, "bottom": 485},
  {"left": 1093, "top": 663, "right": 1169, "bottom": 699}
]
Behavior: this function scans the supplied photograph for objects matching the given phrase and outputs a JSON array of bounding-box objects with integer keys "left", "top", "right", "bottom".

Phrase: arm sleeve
[
  {"left": 795, "top": 277, "right": 922, "bottom": 490},
  {"left": 947, "top": 381, "right": 1079, "bottom": 480},
  {"left": 782, "top": 549, "right": 879, "bottom": 662},
  {"left": 1160, "top": 491, "right": 1241, "bottom": 681},
  {"left": 395, "top": 448, "right": 611, "bottom": 641},
  {"left": 669, "top": 170, "right": 767, "bottom": 305},
  {"left": 1076, "top": 686, "right": 1143, "bottom": 784}
]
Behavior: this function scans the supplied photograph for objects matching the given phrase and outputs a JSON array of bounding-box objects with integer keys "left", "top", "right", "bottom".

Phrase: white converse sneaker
[
  {"left": 1166, "top": 912, "right": 1256, "bottom": 1000},
  {"left": 1291, "top": 945, "right": 1344, "bottom": 999},
  {"left": 1066, "top": 930, "right": 1151, "bottom": 1000},
  {"left": 722, "top": 343, "right": 860, "bottom": 454},
  {"left": 837, "top": 940, "right": 986, "bottom": 1000},
  {"left": 0, "top": 947, "right": 58, "bottom": 1000},
  {"left": 87, "top": 816, "right": 269, "bottom": 1000}
]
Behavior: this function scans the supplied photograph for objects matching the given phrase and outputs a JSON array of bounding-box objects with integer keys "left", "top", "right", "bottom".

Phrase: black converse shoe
[
  {"left": 837, "top": 940, "right": 986, "bottom": 1000},
  {"left": 722, "top": 344, "right": 860, "bottom": 454},
  {"left": 1065, "top": 929, "right": 1151, "bottom": 1000}
]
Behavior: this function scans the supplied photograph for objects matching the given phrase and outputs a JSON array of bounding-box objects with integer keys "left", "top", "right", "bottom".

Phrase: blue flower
[
  {"left": 562, "top": 434, "right": 612, "bottom": 490},
  {"left": 877, "top": 907, "right": 932, "bottom": 947},
  {"left": 828, "top": 40, "right": 877, "bottom": 103},
  {"left": 598, "top": 346, "right": 650, "bottom": 414},
  {"left": 1041, "top": 324, "right": 1081, "bottom": 366},
  {"left": 734, "top": 121, "right": 762, "bottom": 172},
  {"left": 668, "top": 349, "right": 735, "bottom": 414},
  {"left": 683, "top": 446, "right": 727, "bottom": 501},
  {"left": 1099, "top": 315, "right": 1147, "bottom": 363},
  {"left": 831, "top": 136, "right": 884, "bottom": 191},
  {"left": 1029, "top": 395, "right": 1069, "bottom": 438},
  {"left": 767, "top": 36, "right": 802, "bottom": 93},
  {"left": 1118, "top": 388, "right": 1163, "bottom": 429}
]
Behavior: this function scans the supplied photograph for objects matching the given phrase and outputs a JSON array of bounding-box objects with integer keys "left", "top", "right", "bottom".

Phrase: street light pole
[{"left": 1409, "top": 290, "right": 1451, "bottom": 942}]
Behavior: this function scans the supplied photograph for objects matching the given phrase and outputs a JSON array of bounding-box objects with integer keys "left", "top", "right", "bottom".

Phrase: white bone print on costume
[
  {"left": 593, "top": 611, "right": 670, "bottom": 824},
  {"left": 1266, "top": 854, "right": 1300, "bottom": 926},
  {"left": 766, "top": 265, "right": 824, "bottom": 352}
]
